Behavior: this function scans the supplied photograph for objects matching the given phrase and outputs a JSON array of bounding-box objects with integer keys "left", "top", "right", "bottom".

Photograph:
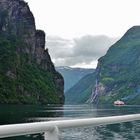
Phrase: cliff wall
[{"left": 0, "top": 0, "right": 64, "bottom": 104}]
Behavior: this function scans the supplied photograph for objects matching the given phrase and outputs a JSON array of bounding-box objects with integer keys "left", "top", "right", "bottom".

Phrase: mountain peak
[{"left": 122, "top": 26, "right": 140, "bottom": 41}]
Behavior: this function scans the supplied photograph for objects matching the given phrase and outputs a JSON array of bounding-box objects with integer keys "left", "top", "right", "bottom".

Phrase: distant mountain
[
  {"left": 92, "top": 26, "right": 140, "bottom": 104},
  {"left": 65, "top": 72, "right": 96, "bottom": 104},
  {"left": 56, "top": 66, "right": 94, "bottom": 92}
]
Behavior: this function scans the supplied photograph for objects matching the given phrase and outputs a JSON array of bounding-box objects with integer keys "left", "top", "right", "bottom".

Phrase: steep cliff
[
  {"left": 93, "top": 26, "right": 140, "bottom": 104},
  {"left": 0, "top": 0, "right": 64, "bottom": 104}
]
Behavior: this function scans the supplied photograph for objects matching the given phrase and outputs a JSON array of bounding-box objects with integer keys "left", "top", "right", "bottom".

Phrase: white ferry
[{"left": 114, "top": 100, "right": 125, "bottom": 105}]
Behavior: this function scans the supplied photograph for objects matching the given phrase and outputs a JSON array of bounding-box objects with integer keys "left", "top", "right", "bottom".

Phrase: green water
[
  {"left": 0, "top": 104, "right": 140, "bottom": 140},
  {"left": 0, "top": 105, "right": 63, "bottom": 140}
]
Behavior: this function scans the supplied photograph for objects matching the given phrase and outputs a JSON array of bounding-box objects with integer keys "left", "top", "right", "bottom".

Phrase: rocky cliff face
[
  {"left": 0, "top": 0, "right": 64, "bottom": 104},
  {"left": 92, "top": 26, "right": 140, "bottom": 104}
]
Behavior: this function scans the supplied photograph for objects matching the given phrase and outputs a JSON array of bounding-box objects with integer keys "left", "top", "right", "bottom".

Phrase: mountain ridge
[
  {"left": 92, "top": 26, "right": 140, "bottom": 104},
  {"left": 0, "top": 0, "right": 64, "bottom": 104},
  {"left": 66, "top": 26, "right": 140, "bottom": 105},
  {"left": 56, "top": 66, "right": 94, "bottom": 92}
]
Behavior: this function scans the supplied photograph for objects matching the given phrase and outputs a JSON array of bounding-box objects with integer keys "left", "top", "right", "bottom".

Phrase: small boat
[{"left": 114, "top": 100, "right": 125, "bottom": 106}]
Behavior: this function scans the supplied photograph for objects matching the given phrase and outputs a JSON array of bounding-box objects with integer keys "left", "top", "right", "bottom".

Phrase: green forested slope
[
  {"left": 0, "top": 0, "right": 64, "bottom": 104},
  {"left": 95, "top": 26, "right": 140, "bottom": 104},
  {"left": 65, "top": 72, "right": 96, "bottom": 104}
]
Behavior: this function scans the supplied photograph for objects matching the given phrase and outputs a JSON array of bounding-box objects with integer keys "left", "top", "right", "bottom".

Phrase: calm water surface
[{"left": 0, "top": 104, "right": 140, "bottom": 140}]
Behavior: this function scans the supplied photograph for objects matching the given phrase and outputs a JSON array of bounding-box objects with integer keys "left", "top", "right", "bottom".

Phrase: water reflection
[
  {"left": 61, "top": 104, "right": 140, "bottom": 140},
  {"left": 0, "top": 104, "right": 63, "bottom": 140},
  {"left": 0, "top": 104, "right": 140, "bottom": 139}
]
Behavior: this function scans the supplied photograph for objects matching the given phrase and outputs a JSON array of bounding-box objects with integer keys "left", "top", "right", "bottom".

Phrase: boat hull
[{"left": 114, "top": 100, "right": 125, "bottom": 106}]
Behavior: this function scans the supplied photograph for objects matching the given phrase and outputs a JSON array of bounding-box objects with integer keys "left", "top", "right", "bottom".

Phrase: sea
[{"left": 0, "top": 104, "right": 140, "bottom": 140}]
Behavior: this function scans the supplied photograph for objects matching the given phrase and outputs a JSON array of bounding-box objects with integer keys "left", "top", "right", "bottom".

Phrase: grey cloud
[
  {"left": 73, "top": 35, "right": 117, "bottom": 59},
  {"left": 47, "top": 36, "right": 72, "bottom": 47},
  {"left": 46, "top": 35, "right": 119, "bottom": 67},
  {"left": 46, "top": 36, "right": 74, "bottom": 58}
]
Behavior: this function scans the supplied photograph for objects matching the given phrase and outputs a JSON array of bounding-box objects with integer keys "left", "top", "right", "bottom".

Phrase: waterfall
[{"left": 90, "top": 79, "right": 98, "bottom": 103}]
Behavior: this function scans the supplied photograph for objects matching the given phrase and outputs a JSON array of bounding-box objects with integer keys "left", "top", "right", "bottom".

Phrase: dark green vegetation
[
  {"left": 65, "top": 72, "right": 96, "bottom": 104},
  {"left": 96, "top": 26, "right": 140, "bottom": 104},
  {"left": 0, "top": 30, "right": 62, "bottom": 105},
  {"left": 56, "top": 66, "right": 94, "bottom": 92},
  {"left": 0, "top": 0, "right": 64, "bottom": 104}
]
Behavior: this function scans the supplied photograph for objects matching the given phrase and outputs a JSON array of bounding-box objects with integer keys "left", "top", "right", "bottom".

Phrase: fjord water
[{"left": 1, "top": 104, "right": 140, "bottom": 140}]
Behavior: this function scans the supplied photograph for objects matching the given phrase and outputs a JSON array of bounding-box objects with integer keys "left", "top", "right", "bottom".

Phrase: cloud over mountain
[{"left": 46, "top": 35, "right": 119, "bottom": 68}]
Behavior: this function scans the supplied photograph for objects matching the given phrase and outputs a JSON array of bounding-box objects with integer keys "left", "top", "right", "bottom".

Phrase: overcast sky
[
  {"left": 46, "top": 35, "right": 118, "bottom": 68},
  {"left": 25, "top": 0, "right": 140, "bottom": 68}
]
